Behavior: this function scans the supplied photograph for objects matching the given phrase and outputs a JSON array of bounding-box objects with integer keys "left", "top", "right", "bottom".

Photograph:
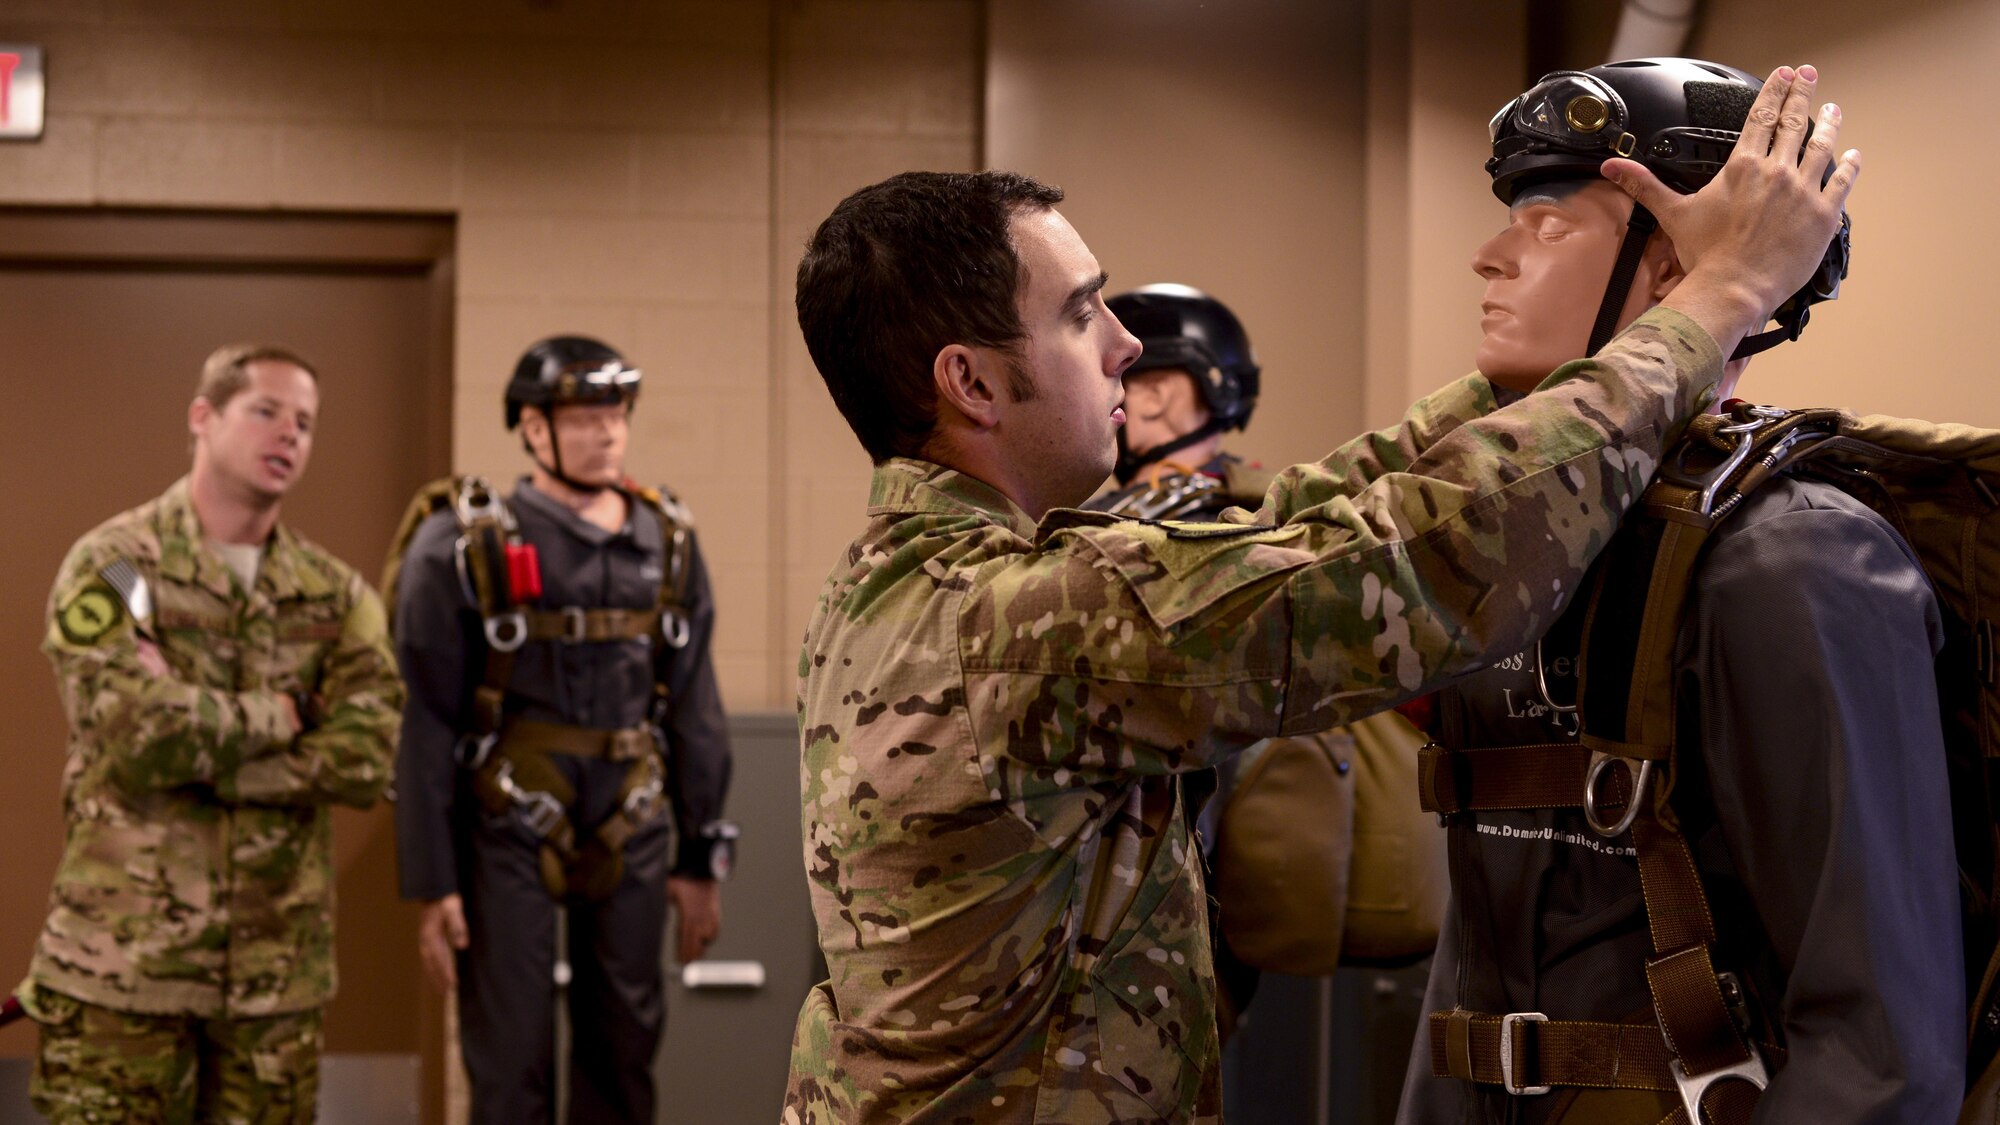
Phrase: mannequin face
[
  {"left": 1470, "top": 179, "right": 1683, "bottom": 393},
  {"left": 1119, "top": 368, "right": 1210, "bottom": 456},
  {"left": 521, "top": 402, "right": 629, "bottom": 489}
]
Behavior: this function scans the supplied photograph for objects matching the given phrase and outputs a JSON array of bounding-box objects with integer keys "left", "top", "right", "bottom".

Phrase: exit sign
[{"left": 0, "top": 45, "right": 44, "bottom": 141}]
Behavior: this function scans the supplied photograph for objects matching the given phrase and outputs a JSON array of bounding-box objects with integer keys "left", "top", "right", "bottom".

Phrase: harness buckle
[
  {"left": 492, "top": 760, "right": 566, "bottom": 838},
  {"left": 453, "top": 478, "right": 511, "bottom": 529},
  {"left": 1669, "top": 1042, "right": 1768, "bottom": 1124},
  {"left": 1499, "top": 1012, "right": 1550, "bottom": 1096},
  {"left": 560, "top": 606, "right": 588, "bottom": 644},
  {"left": 623, "top": 774, "right": 666, "bottom": 823},
  {"left": 661, "top": 608, "right": 691, "bottom": 650},
  {"left": 1583, "top": 755, "right": 1651, "bottom": 838},
  {"left": 485, "top": 611, "right": 528, "bottom": 653},
  {"left": 455, "top": 732, "right": 498, "bottom": 771}
]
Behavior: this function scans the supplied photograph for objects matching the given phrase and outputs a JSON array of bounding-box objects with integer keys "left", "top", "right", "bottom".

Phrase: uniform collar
[
  {"left": 867, "top": 458, "right": 1037, "bottom": 539},
  {"left": 154, "top": 477, "right": 327, "bottom": 602},
  {"left": 512, "top": 476, "right": 636, "bottom": 547}
]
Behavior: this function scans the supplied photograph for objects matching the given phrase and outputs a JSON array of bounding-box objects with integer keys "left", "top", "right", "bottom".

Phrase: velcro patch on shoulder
[{"left": 57, "top": 582, "right": 124, "bottom": 645}]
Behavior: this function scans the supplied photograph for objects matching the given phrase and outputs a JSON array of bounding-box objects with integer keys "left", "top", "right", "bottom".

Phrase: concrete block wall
[{"left": 0, "top": 0, "right": 982, "bottom": 711}]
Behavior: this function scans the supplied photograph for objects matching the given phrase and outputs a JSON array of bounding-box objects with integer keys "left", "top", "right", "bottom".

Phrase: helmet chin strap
[
  {"left": 1586, "top": 203, "right": 1659, "bottom": 357},
  {"left": 1586, "top": 201, "right": 1805, "bottom": 362},
  {"left": 522, "top": 433, "right": 612, "bottom": 496},
  {"left": 1113, "top": 419, "right": 1229, "bottom": 486}
]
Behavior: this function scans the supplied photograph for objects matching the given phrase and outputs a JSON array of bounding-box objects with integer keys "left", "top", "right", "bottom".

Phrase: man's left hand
[{"left": 667, "top": 875, "right": 721, "bottom": 963}]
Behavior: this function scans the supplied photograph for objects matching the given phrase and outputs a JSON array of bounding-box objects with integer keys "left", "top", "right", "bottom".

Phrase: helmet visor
[{"left": 1491, "top": 70, "right": 1631, "bottom": 156}]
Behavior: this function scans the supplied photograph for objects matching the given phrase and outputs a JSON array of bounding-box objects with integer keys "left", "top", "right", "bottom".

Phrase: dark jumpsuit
[
  {"left": 1395, "top": 478, "right": 1963, "bottom": 1123},
  {"left": 393, "top": 479, "right": 731, "bottom": 1125}
]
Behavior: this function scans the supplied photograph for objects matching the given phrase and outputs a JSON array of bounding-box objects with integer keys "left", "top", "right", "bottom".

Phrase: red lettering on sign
[{"left": 0, "top": 55, "right": 18, "bottom": 126}]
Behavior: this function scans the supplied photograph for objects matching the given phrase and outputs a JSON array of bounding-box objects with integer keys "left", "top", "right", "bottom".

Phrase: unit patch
[{"left": 58, "top": 584, "right": 124, "bottom": 645}]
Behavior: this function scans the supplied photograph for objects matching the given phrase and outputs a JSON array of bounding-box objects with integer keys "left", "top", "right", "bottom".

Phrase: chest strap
[
  {"left": 1418, "top": 742, "right": 1600, "bottom": 815},
  {"left": 1430, "top": 1009, "right": 1678, "bottom": 1094},
  {"left": 520, "top": 606, "right": 665, "bottom": 645}
]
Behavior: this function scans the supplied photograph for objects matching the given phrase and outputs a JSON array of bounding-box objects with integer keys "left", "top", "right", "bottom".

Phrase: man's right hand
[
  {"left": 1605, "top": 64, "right": 1859, "bottom": 354},
  {"left": 418, "top": 894, "right": 470, "bottom": 994}
]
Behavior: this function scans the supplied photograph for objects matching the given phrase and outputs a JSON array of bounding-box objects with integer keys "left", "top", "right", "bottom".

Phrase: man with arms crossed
[
  {"left": 784, "top": 66, "right": 1854, "bottom": 1124},
  {"left": 15, "top": 344, "right": 403, "bottom": 1122}
]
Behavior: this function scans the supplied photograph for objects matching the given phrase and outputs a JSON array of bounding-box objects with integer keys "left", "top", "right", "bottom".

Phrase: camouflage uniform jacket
[
  {"left": 784, "top": 307, "right": 1722, "bottom": 1124},
  {"left": 24, "top": 477, "right": 403, "bottom": 1019}
]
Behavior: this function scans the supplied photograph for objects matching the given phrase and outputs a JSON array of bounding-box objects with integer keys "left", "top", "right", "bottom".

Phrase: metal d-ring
[{"left": 1583, "top": 755, "right": 1651, "bottom": 838}]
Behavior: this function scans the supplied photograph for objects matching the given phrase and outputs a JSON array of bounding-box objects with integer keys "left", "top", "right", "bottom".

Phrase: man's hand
[
  {"left": 1605, "top": 64, "right": 1859, "bottom": 352},
  {"left": 667, "top": 876, "right": 721, "bottom": 964},
  {"left": 134, "top": 638, "right": 169, "bottom": 679},
  {"left": 418, "top": 894, "right": 470, "bottom": 994}
]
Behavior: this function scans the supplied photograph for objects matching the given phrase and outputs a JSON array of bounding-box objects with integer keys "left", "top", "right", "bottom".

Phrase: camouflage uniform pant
[{"left": 22, "top": 984, "right": 322, "bottom": 1125}]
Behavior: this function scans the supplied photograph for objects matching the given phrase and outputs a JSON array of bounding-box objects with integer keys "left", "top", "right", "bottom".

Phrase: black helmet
[
  {"left": 1486, "top": 58, "right": 1850, "bottom": 359},
  {"left": 504, "top": 335, "right": 641, "bottom": 430},
  {"left": 1108, "top": 285, "right": 1260, "bottom": 432}
]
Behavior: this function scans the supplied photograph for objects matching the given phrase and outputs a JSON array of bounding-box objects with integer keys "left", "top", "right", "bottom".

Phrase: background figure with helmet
[
  {"left": 1085, "top": 285, "right": 1447, "bottom": 1038},
  {"left": 388, "top": 336, "right": 736, "bottom": 1125},
  {"left": 1396, "top": 59, "right": 1959, "bottom": 1122}
]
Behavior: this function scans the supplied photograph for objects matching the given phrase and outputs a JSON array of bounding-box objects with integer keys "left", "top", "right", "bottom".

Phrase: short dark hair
[{"left": 795, "top": 171, "right": 1064, "bottom": 463}]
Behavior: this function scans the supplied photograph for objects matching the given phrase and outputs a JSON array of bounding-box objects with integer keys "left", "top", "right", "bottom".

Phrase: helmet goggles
[
  {"left": 553, "top": 360, "right": 641, "bottom": 405},
  {"left": 1490, "top": 71, "right": 1633, "bottom": 156},
  {"left": 1488, "top": 69, "right": 1738, "bottom": 194}
]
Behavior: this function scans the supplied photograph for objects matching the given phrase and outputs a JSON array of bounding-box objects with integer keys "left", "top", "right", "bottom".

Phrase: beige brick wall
[{"left": 0, "top": 0, "right": 982, "bottom": 711}]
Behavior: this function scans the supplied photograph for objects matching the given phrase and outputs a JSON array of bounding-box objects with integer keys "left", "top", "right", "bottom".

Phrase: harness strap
[
  {"left": 1426, "top": 1010, "right": 1678, "bottom": 1092},
  {"left": 499, "top": 719, "right": 658, "bottom": 763},
  {"left": 520, "top": 607, "right": 663, "bottom": 644},
  {"left": 1418, "top": 742, "right": 1601, "bottom": 814}
]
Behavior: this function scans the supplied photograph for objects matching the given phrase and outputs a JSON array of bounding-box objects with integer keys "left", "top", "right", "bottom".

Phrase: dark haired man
[
  {"left": 15, "top": 343, "right": 404, "bottom": 1123},
  {"left": 784, "top": 66, "right": 1855, "bottom": 1124},
  {"left": 1396, "top": 58, "right": 1958, "bottom": 1124}
]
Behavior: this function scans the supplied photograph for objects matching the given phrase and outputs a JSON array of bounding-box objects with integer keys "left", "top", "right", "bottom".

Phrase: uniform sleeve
[
  {"left": 391, "top": 514, "right": 477, "bottom": 901},
  {"left": 1682, "top": 496, "right": 1963, "bottom": 1122},
  {"left": 44, "top": 541, "right": 296, "bottom": 796},
  {"left": 1256, "top": 371, "right": 1498, "bottom": 523},
  {"left": 959, "top": 305, "right": 1722, "bottom": 774},
  {"left": 659, "top": 529, "right": 733, "bottom": 876},
  {"left": 215, "top": 574, "right": 405, "bottom": 808}
]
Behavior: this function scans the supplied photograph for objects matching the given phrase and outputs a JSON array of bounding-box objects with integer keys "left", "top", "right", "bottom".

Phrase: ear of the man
[
  {"left": 188, "top": 397, "right": 213, "bottom": 440},
  {"left": 1646, "top": 232, "right": 1689, "bottom": 302},
  {"left": 933, "top": 344, "right": 1004, "bottom": 430}
]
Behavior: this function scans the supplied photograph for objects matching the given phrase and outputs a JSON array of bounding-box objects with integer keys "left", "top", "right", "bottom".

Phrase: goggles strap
[
  {"left": 1728, "top": 307, "right": 1809, "bottom": 361},
  {"left": 1586, "top": 203, "right": 1659, "bottom": 358}
]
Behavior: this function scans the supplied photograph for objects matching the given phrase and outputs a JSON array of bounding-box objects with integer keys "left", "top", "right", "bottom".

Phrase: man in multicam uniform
[
  {"left": 13, "top": 343, "right": 404, "bottom": 1124},
  {"left": 782, "top": 67, "right": 1853, "bottom": 1125}
]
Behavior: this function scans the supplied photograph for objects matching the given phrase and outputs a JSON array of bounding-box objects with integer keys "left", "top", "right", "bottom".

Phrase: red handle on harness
[{"left": 506, "top": 542, "right": 543, "bottom": 602}]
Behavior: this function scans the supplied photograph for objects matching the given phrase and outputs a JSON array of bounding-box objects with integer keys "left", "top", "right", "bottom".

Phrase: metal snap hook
[{"left": 1583, "top": 755, "right": 1650, "bottom": 838}]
